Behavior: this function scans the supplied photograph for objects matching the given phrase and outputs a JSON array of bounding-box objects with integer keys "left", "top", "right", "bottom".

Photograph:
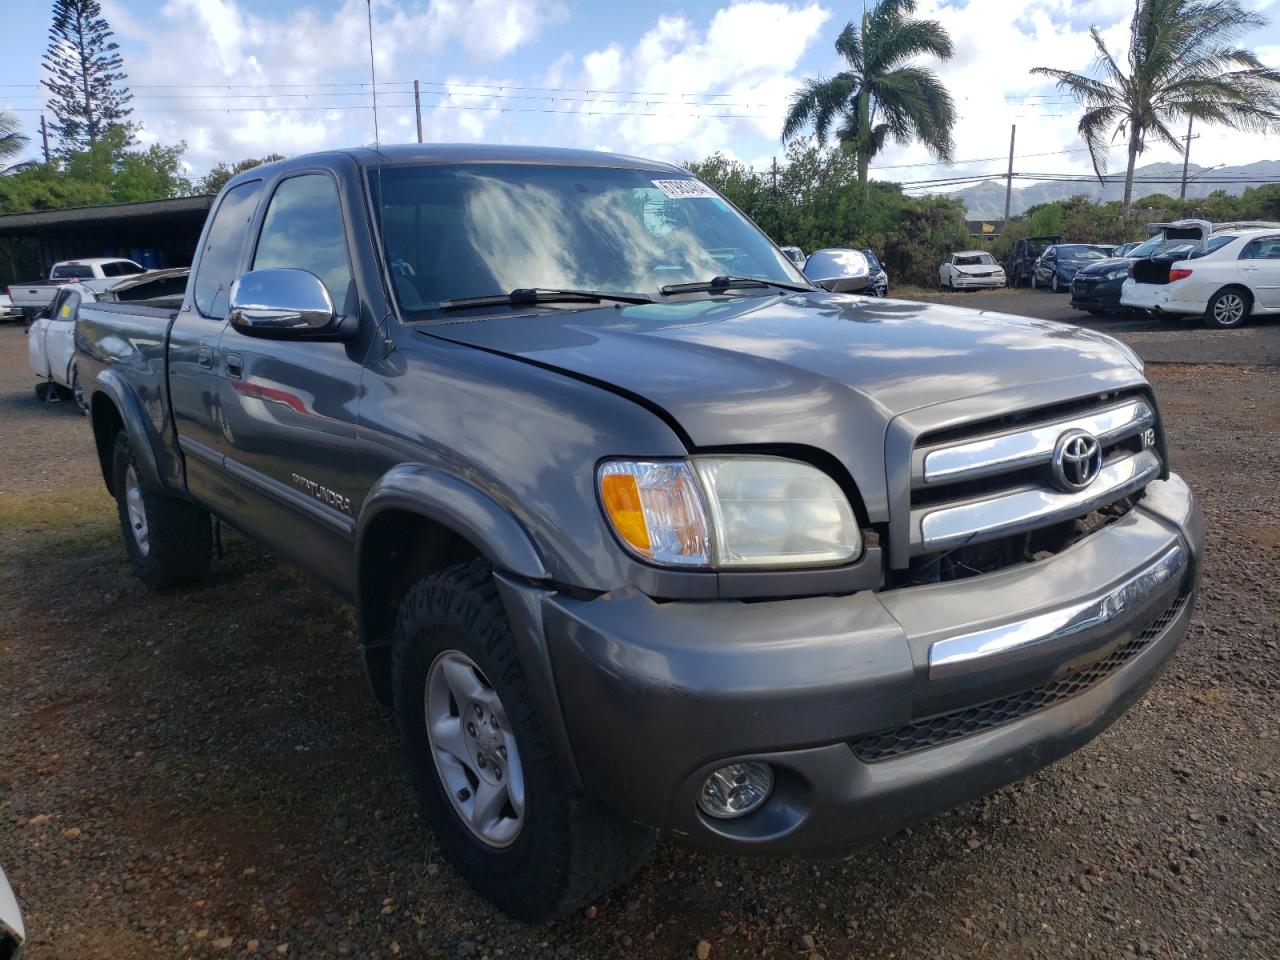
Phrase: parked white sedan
[
  {"left": 939, "top": 251, "right": 1006, "bottom": 289},
  {"left": 27, "top": 284, "right": 90, "bottom": 410},
  {"left": 28, "top": 267, "right": 190, "bottom": 412},
  {"left": 1121, "top": 227, "right": 1280, "bottom": 328}
]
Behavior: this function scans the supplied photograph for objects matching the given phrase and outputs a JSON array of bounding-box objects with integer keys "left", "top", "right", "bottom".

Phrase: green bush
[{"left": 688, "top": 142, "right": 970, "bottom": 288}]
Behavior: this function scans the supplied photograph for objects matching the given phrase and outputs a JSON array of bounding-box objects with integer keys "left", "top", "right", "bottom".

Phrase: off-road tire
[
  {"left": 391, "top": 559, "right": 652, "bottom": 920},
  {"left": 1204, "top": 287, "right": 1251, "bottom": 329},
  {"left": 111, "top": 431, "right": 212, "bottom": 589}
]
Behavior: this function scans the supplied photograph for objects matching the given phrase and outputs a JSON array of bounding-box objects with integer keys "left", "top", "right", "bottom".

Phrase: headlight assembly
[{"left": 598, "top": 456, "right": 862, "bottom": 569}]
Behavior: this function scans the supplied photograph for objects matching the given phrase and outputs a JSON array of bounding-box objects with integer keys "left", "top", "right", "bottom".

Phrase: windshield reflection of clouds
[{"left": 462, "top": 174, "right": 730, "bottom": 296}]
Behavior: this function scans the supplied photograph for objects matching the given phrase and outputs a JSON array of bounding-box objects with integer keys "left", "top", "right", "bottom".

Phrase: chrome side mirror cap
[
  {"left": 0, "top": 867, "right": 25, "bottom": 959},
  {"left": 229, "top": 268, "right": 346, "bottom": 340},
  {"left": 803, "top": 249, "right": 873, "bottom": 293}
]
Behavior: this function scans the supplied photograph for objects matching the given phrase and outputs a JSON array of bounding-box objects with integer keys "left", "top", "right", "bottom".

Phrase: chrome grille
[{"left": 907, "top": 394, "right": 1159, "bottom": 558}]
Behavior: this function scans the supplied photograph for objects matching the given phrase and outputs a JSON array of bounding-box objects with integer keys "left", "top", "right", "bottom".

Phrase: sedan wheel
[
  {"left": 1205, "top": 289, "right": 1248, "bottom": 328},
  {"left": 1051, "top": 274, "right": 1061, "bottom": 292}
]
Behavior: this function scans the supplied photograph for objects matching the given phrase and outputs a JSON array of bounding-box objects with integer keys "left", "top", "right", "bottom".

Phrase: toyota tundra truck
[{"left": 74, "top": 145, "right": 1203, "bottom": 920}]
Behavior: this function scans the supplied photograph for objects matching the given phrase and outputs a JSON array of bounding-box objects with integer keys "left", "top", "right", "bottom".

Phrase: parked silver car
[{"left": 1, "top": 867, "right": 25, "bottom": 959}]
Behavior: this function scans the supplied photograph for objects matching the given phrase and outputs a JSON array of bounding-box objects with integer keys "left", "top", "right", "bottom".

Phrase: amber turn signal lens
[{"left": 600, "top": 473, "right": 651, "bottom": 552}]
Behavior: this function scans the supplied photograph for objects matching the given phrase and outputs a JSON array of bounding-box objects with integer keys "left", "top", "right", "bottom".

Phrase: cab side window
[
  {"left": 1242, "top": 237, "right": 1280, "bottom": 260},
  {"left": 193, "top": 180, "right": 264, "bottom": 318},
  {"left": 253, "top": 174, "right": 353, "bottom": 309}
]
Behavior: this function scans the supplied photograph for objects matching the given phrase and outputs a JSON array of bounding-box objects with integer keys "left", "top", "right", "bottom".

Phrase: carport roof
[{"left": 0, "top": 194, "right": 214, "bottom": 236}]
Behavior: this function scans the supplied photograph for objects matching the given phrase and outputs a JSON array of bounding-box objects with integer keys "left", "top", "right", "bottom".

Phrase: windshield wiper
[
  {"left": 659, "top": 275, "right": 813, "bottom": 296},
  {"left": 438, "top": 288, "right": 655, "bottom": 310}
]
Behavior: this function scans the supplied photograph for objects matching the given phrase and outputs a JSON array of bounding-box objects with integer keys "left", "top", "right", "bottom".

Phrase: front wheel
[
  {"left": 1204, "top": 288, "right": 1250, "bottom": 328},
  {"left": 1030, "top": 273, "right": 1038, "bottom": 290},
  {"left": 111, "top": 431, "right": 212, "bottom": 589},
  {"left": 1051, "top": 273, "right": 1061, "bottom": 293},
  {"left": 392, "top": 560, "right": 651, "bottom": 919}
]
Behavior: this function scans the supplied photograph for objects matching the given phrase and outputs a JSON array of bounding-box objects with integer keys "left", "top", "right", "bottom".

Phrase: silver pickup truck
[{"left": 74, "top": 145, "right": 1203, "bottom": 919}]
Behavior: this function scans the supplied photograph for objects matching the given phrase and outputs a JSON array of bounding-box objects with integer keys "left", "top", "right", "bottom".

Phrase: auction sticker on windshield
[{"left": 652, "top": 179, "right": 718, "bottom": 199}]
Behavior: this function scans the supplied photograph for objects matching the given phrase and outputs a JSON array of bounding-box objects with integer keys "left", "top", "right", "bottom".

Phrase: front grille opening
[
  {"left": 850, "top": 587, "right": 1190, "bottom": 763},
  {"left": 895, "top": 496, "right": 1140, "bottom": 587}
]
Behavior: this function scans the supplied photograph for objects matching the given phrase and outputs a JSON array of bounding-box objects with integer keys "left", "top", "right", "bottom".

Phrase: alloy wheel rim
[
  {"left": 425, "top": 650, "right": 526, "bottom": 848},
  {"left": 124, "top": 465, "right": 150, "bottom": 556},
  {"left": 1214, "top": 294, "right": 1244, "bottom": 326}
]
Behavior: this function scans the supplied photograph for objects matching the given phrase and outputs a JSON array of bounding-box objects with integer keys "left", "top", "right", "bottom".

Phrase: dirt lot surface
[
  {"left": 1, "top": 323, "right": 1277, "bottom": 960},
  {"left": 899, "top": 285, "right": 1280, "bottom": 366}
]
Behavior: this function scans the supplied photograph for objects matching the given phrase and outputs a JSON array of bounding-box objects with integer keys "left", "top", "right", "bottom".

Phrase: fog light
[{"left": 697, "top": 762, "right": 774, "bottom": 819}]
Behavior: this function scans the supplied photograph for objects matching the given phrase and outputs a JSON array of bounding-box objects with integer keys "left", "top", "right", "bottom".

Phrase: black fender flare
[{"left": 91, "top": 368, "right": 164, "bottom": 492}]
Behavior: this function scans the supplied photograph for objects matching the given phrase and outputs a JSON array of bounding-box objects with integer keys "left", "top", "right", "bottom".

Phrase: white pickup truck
[{"left": 6, "top": 257, "right": 146, "bottom": 320}]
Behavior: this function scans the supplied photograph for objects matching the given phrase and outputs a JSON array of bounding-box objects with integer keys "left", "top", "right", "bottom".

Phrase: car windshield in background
[
  {"left": 1058, "top": 245, "right": 1108, "bottom": 260},
  {"left": 370, "top": 164, "right": 805, "bottom": 318},
  {"left": 956, "top": 254, "right": 996, "bottom": 266}
]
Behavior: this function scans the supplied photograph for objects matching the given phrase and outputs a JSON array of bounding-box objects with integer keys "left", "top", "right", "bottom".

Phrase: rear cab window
[
  {"left": 52, "top": 264, "right": 94, "bottom": 280},
  {"left": 194, "top": 180, "right": 265, "bottom": 318}
]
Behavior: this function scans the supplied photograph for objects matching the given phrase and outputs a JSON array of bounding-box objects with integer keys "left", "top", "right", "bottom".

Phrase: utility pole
[
  {"left": 1178, "top": 117, "right": 1193, "bottom": 200},
  {"left": 39, "top": 113, "right": 50, "bottom": 163},
  {"left": 771, "top": 156, "right": 778, "bottom": 195},
  {"left": 1002, "top": 124, "right": 1016, "bottom": 228},
  {"left": 414, "top": 79, "right": 424, "bottom": 143}
]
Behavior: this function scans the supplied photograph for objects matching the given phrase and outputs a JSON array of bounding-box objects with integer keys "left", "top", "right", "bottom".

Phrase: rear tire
[
  {"left": 1204, "top": 288, "right": 1250, "bottom": 329},
  {"left": 111, "top": 431, "right": 212, "bottom": 589},
  {"left": 391, "top": 559, "right": 651, "bottom": 920}
]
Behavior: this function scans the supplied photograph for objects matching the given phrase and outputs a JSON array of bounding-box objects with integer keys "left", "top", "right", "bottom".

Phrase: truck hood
[{"left": 423, "top": 292, "right": 1142, "bottom": 519}]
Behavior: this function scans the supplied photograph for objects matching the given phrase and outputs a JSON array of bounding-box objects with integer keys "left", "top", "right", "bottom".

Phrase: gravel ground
[
  {"left": 0, "top": 324, "right": 1277, "bottom": 960},
  {"left": 897, "top": 285, "right": 1280, "bottom": 365}
]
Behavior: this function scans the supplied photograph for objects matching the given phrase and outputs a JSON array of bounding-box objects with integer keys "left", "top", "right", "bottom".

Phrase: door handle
[
  {"left": 197, "top": 345, "right": 214, "bottom": 368},
  {"left": 224, "top": 352, "right": 244, "bottom": 379}
]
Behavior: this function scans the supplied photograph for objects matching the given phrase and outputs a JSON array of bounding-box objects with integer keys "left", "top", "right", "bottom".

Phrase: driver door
[{"left": 212, "top": 168, "right": 367, "bottom": 593}]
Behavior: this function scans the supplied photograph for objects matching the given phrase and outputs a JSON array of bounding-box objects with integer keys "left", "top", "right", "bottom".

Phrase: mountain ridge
[{"left": 940, "top": 160, "right": 1280, "bottom": 219}]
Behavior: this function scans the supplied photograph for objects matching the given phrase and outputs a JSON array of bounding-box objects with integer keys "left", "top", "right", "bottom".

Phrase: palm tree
[
  {"left": 781, "top": 0, "right": 956, "bottom": 183},
  {"left": 0, "top": 113, "right": 31, "bottom": 171},
  {"left": 1033, "top": 0, "right": 1280, "bottom": 214}
]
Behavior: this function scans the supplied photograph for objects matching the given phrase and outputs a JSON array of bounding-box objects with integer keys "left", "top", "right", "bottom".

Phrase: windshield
[
  {"left": 370, "top": 163, "right": 805, "bottom": 317},
  {"left": 955, "top": 253, "right": 996, "bottom": 266},
  {"left": 1057, "top": 245, "right": 1108, "bottom": 260}
]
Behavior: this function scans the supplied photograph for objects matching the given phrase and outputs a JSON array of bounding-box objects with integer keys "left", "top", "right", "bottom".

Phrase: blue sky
[{"left": 2, "top": 0, "right": 1277, "bottom": 189}]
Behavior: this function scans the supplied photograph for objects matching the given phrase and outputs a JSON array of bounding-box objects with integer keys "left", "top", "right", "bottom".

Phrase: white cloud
[
  {"left": 541, "top": 2, "right": 832, "bottom": 163},
  {"left": 102, "top": 0, "right": 564, "bottom": 171}
]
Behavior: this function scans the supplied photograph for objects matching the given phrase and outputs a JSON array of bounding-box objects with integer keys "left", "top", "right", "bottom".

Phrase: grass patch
[{"left": 0, "top": 485, "right": 114, "bottom": 534}]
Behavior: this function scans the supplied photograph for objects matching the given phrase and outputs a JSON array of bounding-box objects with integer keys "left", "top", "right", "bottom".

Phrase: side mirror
[
  {"left": 803, "top": 250, "right": 873, "bottom": 293},
  {"left": 229, "top": 268, "right": 345, "bottom": 340},
  {"left": 1, "top": 866, "right": 25, "bottom": 959}
]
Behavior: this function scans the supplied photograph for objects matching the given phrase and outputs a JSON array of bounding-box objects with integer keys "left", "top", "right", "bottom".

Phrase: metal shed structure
[{"left": 0, "top": 195, "right": 214, "bottom": 279}]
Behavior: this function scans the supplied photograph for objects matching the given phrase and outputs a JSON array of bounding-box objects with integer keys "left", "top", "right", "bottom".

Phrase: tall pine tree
[{"left": 41, "top": 0, "right": 133, "bottom": 153}]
